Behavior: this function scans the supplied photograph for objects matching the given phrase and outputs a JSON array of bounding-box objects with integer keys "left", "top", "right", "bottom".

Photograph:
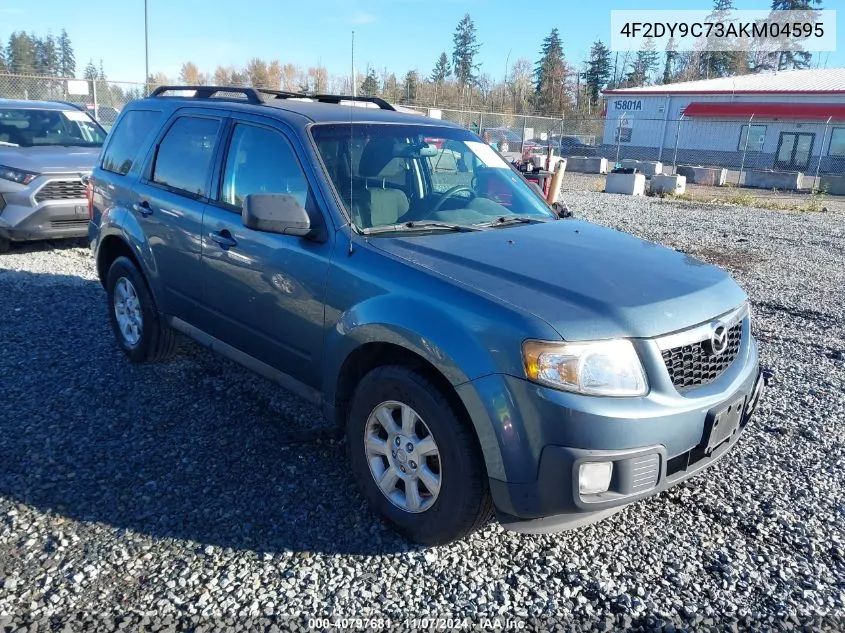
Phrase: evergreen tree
[
  {"left": 699, "top": 0, "right": 746, "bottom": 78},
  {"left": 0, "top": 45, "right": 6, "bottom": 73},
  {"left": 360, "top": 66, "right": 379, "bottom": 96},
  {"left": 98, "top": 59, "right": 106, "bottom": 81},
  {"left": 662, "top": 38, "right": 679, "bottom": 84},
  {"left": 430, "top": 52, "right": 451, "bottom": 83},
  {"left": 451, "top": 14, "right": 480, "bottom": 92},
  {"left": 42, "top": 33, "right": 59, "bottom": 76},
  {"left": 770, "top": 0, "right": 823, "bottom": 70},
  {"left": 533, "top": 28, "right": 568, "bottom": 114},
  {"left": 7, "top": 32, "right": 37, "bottom": 74},
  {"left": 625, "top": 38, "right": 659, "bottom": 86},
  {"left": 584, "top": 40, "right": 611, "bottom": 105},
  {"left": 430, "top": 52, "right": 451, "bottom": 105},
  {"left": 57, "top": 30, "right": 75, "bottom": 78},
  {"left": 83, "top": 59, "right": 98, "bottom": 81},
  {"left": 402, "top": 70, "right": 418, "bottom": 103}
]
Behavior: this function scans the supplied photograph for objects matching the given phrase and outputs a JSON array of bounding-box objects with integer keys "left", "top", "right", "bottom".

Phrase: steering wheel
[{"left": 430, "top": 185, "right": 476, "bottom": 214}]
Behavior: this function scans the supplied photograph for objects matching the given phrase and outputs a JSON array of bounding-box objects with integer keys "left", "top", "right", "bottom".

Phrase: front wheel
[{"left": 347, "top": 365, "right": 493, "bottom": 545}]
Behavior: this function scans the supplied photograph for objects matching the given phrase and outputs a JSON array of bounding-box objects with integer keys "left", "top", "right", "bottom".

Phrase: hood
[
  {"left": 371, "top": 219, "right": 747, "bottom": 341},
  {"left": 0, "top": 146, "right": 102, "bottom": 174}
]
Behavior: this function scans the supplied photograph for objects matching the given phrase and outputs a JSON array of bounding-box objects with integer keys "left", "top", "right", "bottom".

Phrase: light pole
[
  {"left": 502, "top": 49, "right": 511, "bottom": 112},
  {"left": 144, "top": 0, "right": 150, "bottom": 90}
]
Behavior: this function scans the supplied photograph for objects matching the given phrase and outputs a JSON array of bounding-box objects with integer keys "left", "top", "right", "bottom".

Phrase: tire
[
  {"left": 105, "top": 256, "right": 177, "bottom": 363},
  {"left": 347, "top": 365, "right": 493, "bottom": 546},
  {"left": 0, "top": 237, "right": 10, "bottom": 254}
]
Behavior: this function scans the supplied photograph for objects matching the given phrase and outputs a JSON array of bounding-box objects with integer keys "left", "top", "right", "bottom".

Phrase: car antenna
[{"left": 348, "top": 29, "right": 356, "bottom": 256}]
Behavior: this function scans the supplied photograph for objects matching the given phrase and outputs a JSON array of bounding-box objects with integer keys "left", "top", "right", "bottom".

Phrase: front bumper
[
  {"left": 0, "top": 176, "right": 89, "bottom": 242},
  {"left": 456, "top": 317, "right": 766, "bottom": 533},
  {"left": 492, "top": 366, "right": 767, "bottom": 534}
]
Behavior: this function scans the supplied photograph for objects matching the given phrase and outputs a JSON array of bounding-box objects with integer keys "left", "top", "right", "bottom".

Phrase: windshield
[
  {"left": 0, "top": 108, "right": 107, "bottom": 148},
  {"left": 310, "top": 123, "right": 555, "bottom": 231}
]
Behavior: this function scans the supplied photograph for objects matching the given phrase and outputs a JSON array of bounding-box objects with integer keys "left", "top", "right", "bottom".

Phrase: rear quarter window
[{"left": 101, "top": 110, "right": 162, "bottom": 175}]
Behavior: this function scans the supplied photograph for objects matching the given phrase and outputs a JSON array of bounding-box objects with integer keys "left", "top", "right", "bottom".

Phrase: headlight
[
  {"left": 0, "top": 165, "right": 38, "bottom": 185},
  {"left": 522, "top": 339, "right": 648, "bottom": 396}
]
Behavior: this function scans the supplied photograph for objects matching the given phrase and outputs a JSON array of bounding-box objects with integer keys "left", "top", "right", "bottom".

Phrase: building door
[{"left": 775, "top": 132, "right": 815, "bottom": 171}]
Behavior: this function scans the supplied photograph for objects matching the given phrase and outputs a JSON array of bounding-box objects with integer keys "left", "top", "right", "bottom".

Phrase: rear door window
[
  {"left": 151, "top": 116, "right": 221, "bottom": 198},
  {"left": 101, "top": 110, "right": 162, "bottom": 175}
]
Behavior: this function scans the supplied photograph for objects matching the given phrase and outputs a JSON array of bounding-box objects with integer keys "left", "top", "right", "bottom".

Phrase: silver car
[{"left": 0, "top": 99, "right": 107, "bottom": 252}]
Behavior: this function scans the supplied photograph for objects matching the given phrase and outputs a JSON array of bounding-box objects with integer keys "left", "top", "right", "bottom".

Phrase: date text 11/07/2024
[{"left": 307, "top": 617, "right": 527, "bottom": 630}]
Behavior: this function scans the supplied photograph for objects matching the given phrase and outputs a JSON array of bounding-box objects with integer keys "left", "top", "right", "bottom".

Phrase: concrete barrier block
[
  {"left": 744, "top": 170, "right": 804, "bottom": 191},
  {"left": 819, "top": 175, "right": 845, "bottom": 196},
  {"left": 650, "top": 174, "right": 687, "bottom": 195},
  {"left": 567, "top": 156, "right": 609, "bottom": 174},
  {"left": 621, "top": 159, "right": 663, "bottom": 176},
  {"left": 605, "top": 172, "right": 646, "bottom": 196},
  {"left": 676, "top": 165, "right": 728, "bottom": 186}
]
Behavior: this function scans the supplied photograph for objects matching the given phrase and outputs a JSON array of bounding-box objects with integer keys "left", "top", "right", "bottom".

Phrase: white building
[{"left": 601, "top": 68, "right": 845, "bottom": 174}]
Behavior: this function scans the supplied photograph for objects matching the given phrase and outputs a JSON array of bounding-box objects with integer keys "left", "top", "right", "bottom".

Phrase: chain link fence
[{"left": 598, "top": 114, "right": 843, "bottom": 192}]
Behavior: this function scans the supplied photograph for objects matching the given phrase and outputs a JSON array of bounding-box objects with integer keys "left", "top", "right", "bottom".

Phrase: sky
[{"left": 1, "top": 0, "right": 842, "bottom": 85}]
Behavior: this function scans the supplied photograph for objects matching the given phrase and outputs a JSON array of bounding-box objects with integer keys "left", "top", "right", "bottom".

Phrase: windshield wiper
[
  {"left": 475, "top": 216, "right": 552, "bottom": 228},
  {"left": 360, "top": 221, "right": 483, "bottom": 235}
]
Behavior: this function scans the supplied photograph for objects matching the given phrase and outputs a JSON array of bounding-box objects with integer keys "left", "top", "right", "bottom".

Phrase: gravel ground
[{"left": 0, "top": 197, "right": 843, "bottom": 632}]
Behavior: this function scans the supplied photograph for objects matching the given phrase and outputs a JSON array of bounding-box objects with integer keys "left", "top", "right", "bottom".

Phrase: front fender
[{"left": 323, "top": 294, "right": 497, "bottom": 396}]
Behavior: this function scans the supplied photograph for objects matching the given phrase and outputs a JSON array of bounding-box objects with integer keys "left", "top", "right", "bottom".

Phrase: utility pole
[
  {"left": 502, "top": 49, "right": 511, "bottom": 111},
  {"left": 144, "top": 0, "right": 149, "bottom": 89}
]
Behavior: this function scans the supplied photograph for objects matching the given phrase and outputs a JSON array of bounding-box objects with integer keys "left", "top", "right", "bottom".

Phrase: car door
[
  {"left": 133, "top": 108, "right": 226, "bottom": 328},
  {"left": 200, "top": 116, "right": 334, "bottom": 389}
]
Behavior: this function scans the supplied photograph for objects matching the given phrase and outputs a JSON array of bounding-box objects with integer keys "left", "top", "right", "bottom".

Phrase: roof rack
[
  {"left": 147, "top": 85, "right": 397, "bottom": 111},
  {"left": 308, "top": 94, "right": 396, "bottom": 111},
  {"left": 148, "top": 85, "right": 268, "bottom": 104}
]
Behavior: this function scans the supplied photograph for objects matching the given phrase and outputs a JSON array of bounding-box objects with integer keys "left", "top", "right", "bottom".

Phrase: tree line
[
  {"left": 1, "top": 0, "right": 826, "bottom": 118},
  {"left": 1, "top": 30, "right": 76, "bottom": 78}
]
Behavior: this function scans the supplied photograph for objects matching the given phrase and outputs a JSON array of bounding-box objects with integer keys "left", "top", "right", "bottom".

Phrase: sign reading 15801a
[{"left": 614, "top": 99, "right": 643, "bottom": 111}]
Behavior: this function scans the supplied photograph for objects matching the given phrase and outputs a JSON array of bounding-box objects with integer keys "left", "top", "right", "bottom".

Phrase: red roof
[{"left": 682, "top": 102, "right": 845, "bottom": 121}]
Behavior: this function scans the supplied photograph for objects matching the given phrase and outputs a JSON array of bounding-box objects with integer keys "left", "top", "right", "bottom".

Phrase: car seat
[{"left": 357, "top": 137, "right": 410, "bottom": 227}]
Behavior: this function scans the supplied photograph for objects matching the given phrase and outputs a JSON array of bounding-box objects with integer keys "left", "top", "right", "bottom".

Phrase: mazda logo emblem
[{"left": 705, "top": 321, "right": 729, "bottom": 356}]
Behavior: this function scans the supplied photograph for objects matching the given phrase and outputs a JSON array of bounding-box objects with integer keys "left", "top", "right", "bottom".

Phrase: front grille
[
  {"left": 50, "top": 219, "right": 88, "bottom": 229},
  {"left": 35, "top": 179, "right": 86, "bottom": 203},
  {"left": 661, "top": 322, "right": 742, "bottom": 389}
]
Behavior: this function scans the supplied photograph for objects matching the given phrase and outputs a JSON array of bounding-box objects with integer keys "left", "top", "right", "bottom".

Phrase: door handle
[
  {"left": 133, "top": 200, "right": 153, "bottom": 216},
  {"left": 209, "top": 230, "right": 237, "bottom": 249}
]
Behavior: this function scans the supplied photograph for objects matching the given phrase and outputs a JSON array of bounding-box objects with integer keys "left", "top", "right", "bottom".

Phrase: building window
[
  {"left": 828, "top": 128, "right": 845, "bottom": 157},
  {"left": 738, "top": 125, "right": 766, "bottom": 151}
]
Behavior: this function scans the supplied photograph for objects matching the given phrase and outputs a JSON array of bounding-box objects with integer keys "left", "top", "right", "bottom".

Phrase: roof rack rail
[
  {"left": 148, "top": 85, "right": 267, "bottom": 104},
  {"left": 310, "top": 94, "right": 396, "bottom": 111},
  {"left": 254, "top": 87, "right": 311, "bottom": 99},
  {"left": 147, "top": 85, "right": 397, "bottom": 111}
]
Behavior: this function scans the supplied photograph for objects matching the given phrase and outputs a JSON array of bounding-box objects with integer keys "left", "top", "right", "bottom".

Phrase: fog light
[{"left": 579, "top": 461, "right": 613, "bottom": 495}]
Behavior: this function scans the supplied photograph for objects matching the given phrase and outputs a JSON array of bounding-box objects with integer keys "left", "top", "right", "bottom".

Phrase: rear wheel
[
  {"left": 106, "top": 256, "right": 177, "bottom": 363},
  {"left": 0, "top": 237, "right": 10, "bottom": 253},
  {"left": 347, "top": 365, "right": 493, "bottom": 545}
]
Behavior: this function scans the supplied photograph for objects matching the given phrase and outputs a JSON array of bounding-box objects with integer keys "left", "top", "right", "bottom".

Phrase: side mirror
[{"left": 242, "top": 193, "right": 316, "bottom": 238}]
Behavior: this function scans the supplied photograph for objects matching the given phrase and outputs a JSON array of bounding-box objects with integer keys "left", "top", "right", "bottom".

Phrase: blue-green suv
[{"left": 88, "top": 86, "right": 766, "bottom": 545}]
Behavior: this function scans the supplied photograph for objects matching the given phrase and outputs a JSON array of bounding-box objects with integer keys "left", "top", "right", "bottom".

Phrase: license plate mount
[{"left": 703, "top": 396, "right": 746, "bottom": 454}]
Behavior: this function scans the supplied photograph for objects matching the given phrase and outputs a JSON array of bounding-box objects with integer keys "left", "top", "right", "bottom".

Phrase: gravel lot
[{"left": 1, "top": 196, "right": 843, "bottom": 632}]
